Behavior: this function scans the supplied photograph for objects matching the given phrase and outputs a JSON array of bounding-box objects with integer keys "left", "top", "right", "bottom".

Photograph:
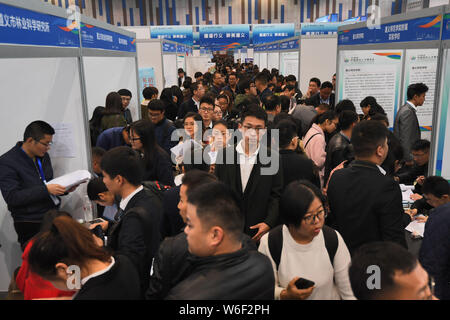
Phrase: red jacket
[{"left": 15, "top": 240, "right": 76, "bottom": 300}]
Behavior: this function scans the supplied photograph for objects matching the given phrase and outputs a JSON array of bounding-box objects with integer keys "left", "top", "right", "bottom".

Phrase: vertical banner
[
  {"left": 338, "top": 50, "right": 404, "bottom": 128},
  {"left": 138, "top": 68, "right": 156, "bottom": 102},
  {"left": 402, "top": 49, "right": 439, "bottom": 140},
  {"left": 434, "top": 49, "right": 450, "bottom": 179}
]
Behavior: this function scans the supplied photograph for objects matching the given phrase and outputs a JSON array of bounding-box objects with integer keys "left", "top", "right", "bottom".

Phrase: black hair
[
  {"left": 240, "top": 104, "right": 268, "bottom": 126},
  {"left": 265, "top": 95, "right": 281, "bottom": 112},
  {"left": 349, "top": 242, "right": 418, "bottom": 300},
  {"left": 370, "top": 113, "right": 390, "bottom": 127},
  {"left": 360, "top": 96, "right": 386, "bottom": 116},
  {"left": 186, "top": 181, "right": 244, "bottom": 241},
  {"left": 87, "top": 177, "right": 109, "bottom": 201},
  {"left": 309, "top": 77, "right": 321, "bottom": 87},
  {"left": 100, "top": 146, "right": 144, "bottom": 186},
  {"left": 160, "top": 88, "right": 174, "bottom": 103},
  {"left": 237, "top": 79, "right": 251, "bottom": 94},
  {"left": 184, "top": 111, "right": 203, "bottom": 123},
  {"left": 407, "top": 83, "right": 429, "bottom": 101},
  {"left": 23, "top": 121, "right": 55, "bottom": 142},
  {"left": 339, "top": 110, "right": 359, "bottom": 131},
  {"left": 285, "top": 75, "right": 297, "bottom": 83},
  {"left": 276, "top": 119, "right": 298, "bottom": 149},
  {"left": 89, "top": 106, "right": 106, "bottom": 129},
  {"left": 280, "top": 180, "right": 326, "bottom": 228},
  {"left": 312, "top": 110, "right": 337, "bottom": 126},
  {"left": 335, "top": 99, "right": 356, "bottom": 114},
  {"left": 411, "top": 139, "right": 430, "bottom": 152},
  {"left": 422, "top": 176, "right": 450, "bottom": 198},
  {"left": 104, "top": 92, "right": 124, "bottom": 114},
  {"left": 320, "top": 81, "right": 333, "bottom": 90},
  {"left": 148, "top": 99, "right": 166, "bottom": 112},
  {"left": 190, "top": 81, "right": 203, "bottom": 95},
  {"left": 92, "top": 146, "right": 106, "bottom": 159},
  {"left": 351, "top": 120, "right": 389, "bottom": 158},
  {"left": 199, "top": 96, "right": 215, "bottom": 108},
  {"left": 194, "top": 72, "right": 203, "bottom": 78},
  {"left": 182, "top": 169, "right": 217, "bottom": 190},
  {"left": 284, "top": 84, "right": 296, "bottom": 92},
  {"left": 279, "top": 95, "right": 291, "bottom": 113},
  {"left": 255, "top": 72, "right": 269, "bottom": 85},
  {"left": 118, "top": 89, "right": 132, "bottom": 98},
  {"left": 143, "top": 86, "right": 158, "bottom": 100}
]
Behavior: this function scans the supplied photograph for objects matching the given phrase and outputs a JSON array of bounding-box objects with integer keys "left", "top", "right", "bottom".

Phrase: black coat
[
  {"left": 73, "top": 255, "right": 142, "bottom": 300},
  {"left": 279, "top": 149, "right": 320, "bottom": 189},
  {"left": 141, "top": 149, "right": 175, "bottom": 187},
  {"left": 177, "top": 98, "right": 198, "bottom": 120},
  {"left": 160, "top": 185, "right": 185, "bottom": 239},
  {"left": 0, "top": 143, "right": 58, "bottom": 222},
  {"left": 327, "top": 160, "right": 408, "bottom": 255},
  {"left": 305, "top": 92, "right": 336, "bottom": 109},
  {"left": 214, "top": 145, "right": 283, "bottom": 237},
  {"left": 107, "top": 189, "right": 162, "bottom": 295},
  {"left": 324, "top": 132, "right": 353, "bottom": 183}
]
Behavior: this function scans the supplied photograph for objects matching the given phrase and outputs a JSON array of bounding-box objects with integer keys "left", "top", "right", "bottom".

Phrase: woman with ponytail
[
  {"left": 28, "top": 216, "right": 141, "bottom": 300},
  {"left": 303, "top": 111, "right": 339, "bottom": 188}
]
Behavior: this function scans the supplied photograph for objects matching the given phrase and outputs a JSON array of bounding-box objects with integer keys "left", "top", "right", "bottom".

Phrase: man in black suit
[
  {"left": 177, "top": 81, "right": 205, "bottom": 119},
  {"left": 208, "top": 71, "right": 224, "bottom": 97},
  {"left": 255, "top": 72, "right": 273, "bottom": 106},
  {"left": 327, "top": 121, "right": 409, "bottom": 255},
  {"left": 177, "top": 68, "right": 186, "bottom": 88},
  {"left": 118, "top": 89, "right": 133, "bottom": 125},
  {"left": 305, "top": 81, "right": 335, "bottom": 109},
  {"left": 93, "top": 146, "right": 162, "bottom": 296},
  {"left": 215, "top": 105, "right": 283, "bottom": 241}
]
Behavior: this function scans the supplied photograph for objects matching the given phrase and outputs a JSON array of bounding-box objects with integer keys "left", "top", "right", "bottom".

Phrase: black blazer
[
  {"left": 305, "top": 92, "right": 336, "bottom": 109},
  {"left": 279, "top": 149, "right": 320, "bottom": 189},
  {"left": 177, "top": 98, "right": 198, "bottom": 119},
  {"left": 107, "top": 189, "right": 162, "bottom": 294},
  {"left": 214, "top": 145, "right": 283, "bottom": 237},
  {"left": 327, "top": 160, "right": 408, "bottom": 255}
]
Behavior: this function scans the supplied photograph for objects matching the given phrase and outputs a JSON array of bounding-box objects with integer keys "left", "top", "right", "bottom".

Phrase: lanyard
[{"left": 36, "top": 158, "right": 47, "bottom": 183}]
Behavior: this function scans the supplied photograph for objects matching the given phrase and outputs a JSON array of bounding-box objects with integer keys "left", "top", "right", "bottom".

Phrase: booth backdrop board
[
  {"left": 299, "top": 37, "right": 337, "bottom": 96},
  {"left": 135, "top": 40, "right": 165, "bottom": 95},
  {"left": 268, "top": 52, "right": 280, "bottom": 70},
  {"left": 163, "top": 54, "right": 178, "bottom": 87},
  {"left": 259, "top": 52, "right": 268, "bottom": 70},
  {"left": 280, "top": 51, "right": 300, "bottom": 80},
  {"left": 186, "top": 56, "right": 212, "bottom": 78},
  {"left": 338, "top": 49, "right": 404, "bottom": 128},
  {"left": 83, "top": 56, "right": 140, "bottom": 123}
]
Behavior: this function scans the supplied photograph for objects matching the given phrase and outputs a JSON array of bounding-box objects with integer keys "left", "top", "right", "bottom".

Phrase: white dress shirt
[
  {"left": 119, "top": 185, "right": 144, "bottom": 211},
  {"left": 236, "top": 140, "right": 260, "bottom": 192}
]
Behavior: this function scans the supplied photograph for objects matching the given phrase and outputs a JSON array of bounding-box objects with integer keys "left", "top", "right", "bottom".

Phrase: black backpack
[
  {"left": 141, "top": 180, "right": 173, "bottom": 206},
  {"left": 268, "top": 224, "right": 338, "bottom": 271}
]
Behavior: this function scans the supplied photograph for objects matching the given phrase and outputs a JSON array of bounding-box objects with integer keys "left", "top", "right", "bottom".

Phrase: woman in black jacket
[
  {"left": 129, "top": 120, "right": 174, "bottom": 186},
  {"left": 89, "top": 106, "right": 105, "bottom": 147},
  {"left": 28, "top": 216, "right": 141, "bottom": 300},
  {"left": 160, "top": 88, "right": 178, "bottom": 121}
]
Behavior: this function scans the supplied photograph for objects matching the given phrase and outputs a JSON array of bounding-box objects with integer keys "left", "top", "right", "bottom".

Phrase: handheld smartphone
[
  {"left": 88, "top": 218, "right": 105, "bottom": 225},
  {"left": 295, "top": 278, "right": 315, "bottom": 290}
]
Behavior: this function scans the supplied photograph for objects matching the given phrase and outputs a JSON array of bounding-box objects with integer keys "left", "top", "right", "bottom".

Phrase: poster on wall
[
  {"left": 138, "top": 68, "right": 156, "bottom": 102},
  {"left": 402, "top": 49, "right": 439, "bottom": 140},
  {"left": 434, "top": 49, "right": 450, "bottom": 179},
  {"left": 280, "top": 52, "right": 299, "bottom": 79},
  {"left": 338, "top": 50, "right": 403, "bottom": 128}
]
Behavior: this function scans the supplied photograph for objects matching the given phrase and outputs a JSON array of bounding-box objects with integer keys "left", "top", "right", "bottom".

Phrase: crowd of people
[{"left": 0, "top": 53, "right": 448, "bottom": 301}]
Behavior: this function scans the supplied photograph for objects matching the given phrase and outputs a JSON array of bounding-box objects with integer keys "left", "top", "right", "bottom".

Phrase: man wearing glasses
[
  {"left": 215, "top": 105, "right": 283, "bottom": 242},
  {"left": 0, "top": 121, "right": 73, "bottom": 248}
]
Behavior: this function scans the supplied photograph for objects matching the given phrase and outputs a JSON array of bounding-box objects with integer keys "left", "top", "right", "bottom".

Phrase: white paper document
[
  {"left": 405, "top": 219, "right": 426, "bottom": 238},
  {"left": 48, "top": 123, "right": 77, "bottom": 158},
  {"left": 47, "top": 170, "right": 91, "bottom": 191}
]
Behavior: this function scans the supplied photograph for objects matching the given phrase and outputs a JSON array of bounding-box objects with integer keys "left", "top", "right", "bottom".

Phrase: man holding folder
[{"left": 0, "top": 121, "right": 77, "bottom": 248}]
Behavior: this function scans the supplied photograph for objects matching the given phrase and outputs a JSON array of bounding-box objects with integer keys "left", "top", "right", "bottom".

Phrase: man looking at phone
[{"left": 0, "top": 121, "right": 78, "bottom": 249}]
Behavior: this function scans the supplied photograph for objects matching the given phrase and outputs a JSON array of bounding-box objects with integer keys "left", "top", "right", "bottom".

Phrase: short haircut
[
  {"left": 407, "top": 83, "right": 429, "bottom": 100},
  {"left": 320, "top": 81, "right": 333, "bottom": 90},
  {"left": 351, "top": 120, "right": 389, "bottom": 158},
  {"left": 92, "top": 147, "right": 106, "bottom": 159},
  {"left": 184, "top": 111, "right": 203, "bottom": 124},
  {"left": 422, "top": 176, "right": 450, "bottom": 198},
  {"left": 339, "top": 110, "right": 359, "bottom": 131},
  {"left": 178, "top": 68, "right": 185, "bottom": 74},
  {"left": 411, "top": 139, "right": 430, "bottom": 152},
  {"left": 194, "top": 72, "right": 203, "bottom": 78},
  {"left": 200, "top": 96, "right": 215, "bottom": 107},
  {"left": 87, "top": 177, "right": 108, "bottom": 201},
  {"left": 237, "top": 79, "right": 251, "bottom": 94},
  {"left": 349, "top": 242, "right": 418, "bottom": 300},
  {"left": 23, "top": 121, "right": 55, "bottom": 141},
  {"left": 309, "top": 77, "right": 321, "bottom": 87},
  {"left": 143, "top": 87, "right": 158, "bottom": 100},
  {"left": 186, "top": 181, "right": 244, "bottom": 241},
  {"left": 312, "top": 110, "right": 337, "bottom": 125},
  {"left": 181, "top": 169, "right": 217, "bottom": 191},
  {"left": 335, "top": 99, "right": 356, "bottom": 114},
  {"left": 190, "top": 81, "right": 202, "bottom": 94},
  {"left": 118, "top": 89, "right": 132, "bottom": 98},
  {"left": 100, "top": 146, "right": 144, "bottom": 186},
  {"left": 241, "top": 104, "right": 268, "bottom": 126},
  {"left": 280, "top": 180, "right": 326, "bottom": 228},
  {"left": 148, "top": 99, "right": 166, "bottom": 112},
  {"left": 316, "top": 104, "right": 330, "bottom": 112},
  {"left": 370, "top": 113, "right": 389, "bottom": 127},
  {"left": 265, "top": 94, "right": 281, "bottom": 112},
  {"left": 284, "top": 84, "right": 296, "bottom": 92},
  {"left": 285, "top": 75, "right": 296, "bottom": 83},
  {"left": 279, "top": 95, "right": 291, "bottom": 113},
  {"left": 276, "top": 119, "right": 298, "bottom": 149},
  {"left": 255, "top": 72, "right": 268, "bottom": 85}
]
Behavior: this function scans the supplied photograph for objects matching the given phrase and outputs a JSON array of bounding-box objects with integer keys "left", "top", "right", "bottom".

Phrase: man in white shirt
[{"left": 215, "top": 105, "right": 283, "bottom": 241}]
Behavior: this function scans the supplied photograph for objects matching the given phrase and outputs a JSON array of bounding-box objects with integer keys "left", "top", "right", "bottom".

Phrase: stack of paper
[
  {"left": 47, "top": 170, "right": 91, "bottom": 191},
  {"left": 405, "top": 220, "right": 426, "bottom": 238}
]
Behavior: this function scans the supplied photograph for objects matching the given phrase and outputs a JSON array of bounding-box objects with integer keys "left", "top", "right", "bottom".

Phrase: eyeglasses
[
  {"left": 242, "top": 125, "right": 265, "bottom": 133},
  {"left": 200, "top": 107, "right": 214, "bottom": 112},
  {"left": 303, "top": 208, "right": 327, "bottom": 225},
  {"left": 36, "top": 140, "right": 53, "bottom": 148},
  {"left": 130, "top": 137, "right": 141, "bottom": 142}
]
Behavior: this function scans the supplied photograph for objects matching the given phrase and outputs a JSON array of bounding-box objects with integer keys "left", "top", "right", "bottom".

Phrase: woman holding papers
[{"left": 129, "top": 120, "right": 174, "bottom": 186}]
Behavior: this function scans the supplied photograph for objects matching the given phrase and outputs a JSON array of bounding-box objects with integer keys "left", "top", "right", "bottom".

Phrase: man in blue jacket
[
  {"left": 419, "top": 176, "right": 450, "bottom": 300},
  {"left": 0, "top": 121, "right": 69, "bottom": 248}
]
